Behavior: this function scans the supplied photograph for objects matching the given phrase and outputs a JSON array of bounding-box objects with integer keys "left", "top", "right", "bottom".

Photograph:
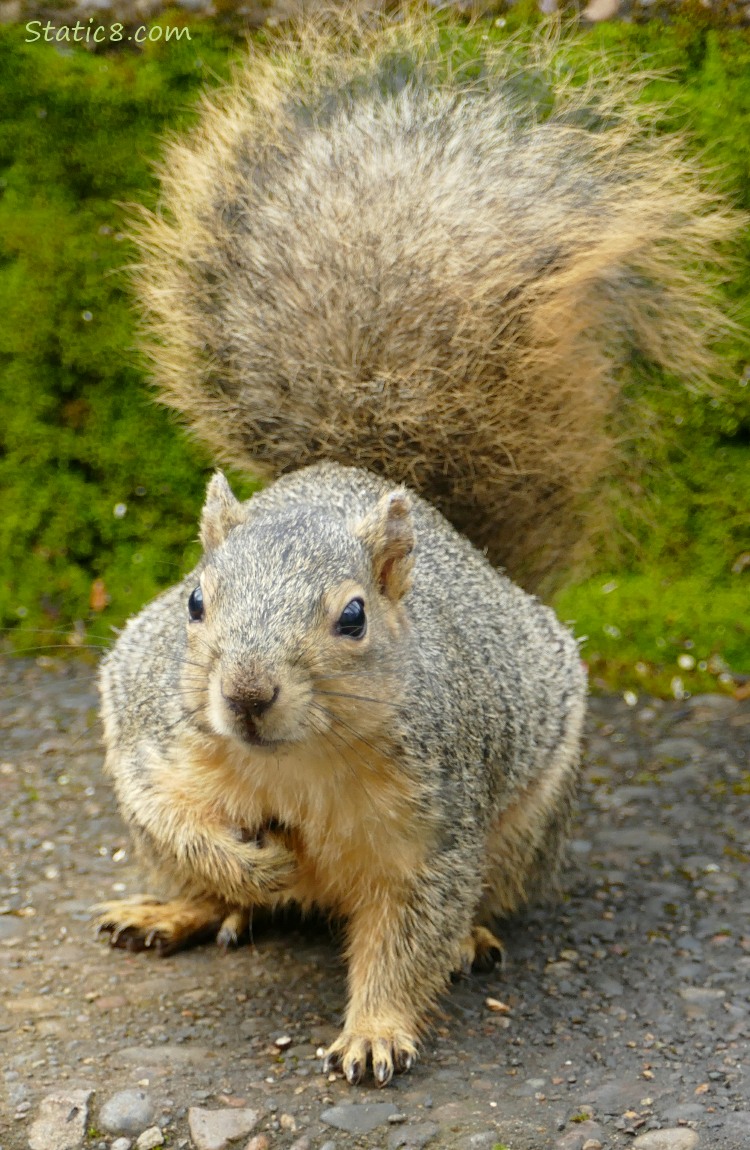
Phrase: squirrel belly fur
[{"left": 97, "top": 15, "right": 736, "bottom": 1085}]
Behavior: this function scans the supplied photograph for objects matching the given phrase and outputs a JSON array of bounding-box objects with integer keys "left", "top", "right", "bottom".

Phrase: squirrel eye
[
  {"left": 187, "top": 586, "right": 204, "bottom": 622},
  {"left": 336, "top": 597, "right": 366, "bottom": 640}
]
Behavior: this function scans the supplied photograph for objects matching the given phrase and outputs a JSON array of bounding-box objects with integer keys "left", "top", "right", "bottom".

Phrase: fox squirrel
[{"left": 95, "top": 14, "right": 735, "bottom": 1086}]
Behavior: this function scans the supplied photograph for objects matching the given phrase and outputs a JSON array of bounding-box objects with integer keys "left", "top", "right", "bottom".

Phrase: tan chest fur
[{"left": 159, "top": 729, "right": 432, "bottom": 915}]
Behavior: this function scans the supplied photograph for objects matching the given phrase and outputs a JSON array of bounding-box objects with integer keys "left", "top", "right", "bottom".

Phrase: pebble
[
  {"left": 582, "top": 0, "right": 620, "bottom": 19},
  {"left": 135, "top": 1129, "right": 164, "bottom": 1150},
  {"left": 678, "top": 986, "right": 725, "bottom": 1002},
  {"left": 27, "top": 1090, "right": 93, "bottom": 1150},
  {"left": 556, "top": 1122, "right": 606, "bottom": 1150},
  {"left": 589, "top": 1078, "right": 645, "bottom": 1116},
  {"left": 187, "top": 1106, "right": 261, "bottom": 1150},
  {"left": 632, "top": 1130, "right": 700, "bottom": 1150},
  {"left": 388, "top": 1121, "right": 441, "bottom": 1149},
  {"left": 244, "top": 1137, "right": 270, "bottom": 1150},
  {"left": 99, "top": 1089, "right": 156, "bottom": 1135},
  {"left": 465, "top": 1134, "right": 501, "bottom": 1150},
  {"left": 661, "top": 1104, "right": 705, "bottom": 1124},
  {"left": 111, "top": 1140, "right": 133, "bottom": 1150},
  {"left": 321, "top": 1101, "right": 400, "bottom": 1133},
  {"left": 654, "top": 737, "right": 702, "bottom": 761}
]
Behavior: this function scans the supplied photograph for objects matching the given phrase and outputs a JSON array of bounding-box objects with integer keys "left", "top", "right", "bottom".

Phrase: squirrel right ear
[
  {"left": 199, "top": 471, "right": 247, "bottom": 551},
  {"left": 355, "top": 490, "right": 415, "bottom": 603}
]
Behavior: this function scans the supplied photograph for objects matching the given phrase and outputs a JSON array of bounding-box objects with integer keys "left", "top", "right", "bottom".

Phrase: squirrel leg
[
  {"left": 93, "top": 894, "right": 249, "bottom": 956},
  {"left": 323, "top": 866, "right": 479, "bottom": 1087}
]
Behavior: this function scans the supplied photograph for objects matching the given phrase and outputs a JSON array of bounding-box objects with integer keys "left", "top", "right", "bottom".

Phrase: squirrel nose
[{"left": 224, "top": 683, "right": 280, "bottom": 720}]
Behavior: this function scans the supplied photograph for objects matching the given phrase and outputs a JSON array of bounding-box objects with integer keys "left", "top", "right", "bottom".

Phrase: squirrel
[{"left": 95, "top": 14, "right": 736, "bottom": 1086}]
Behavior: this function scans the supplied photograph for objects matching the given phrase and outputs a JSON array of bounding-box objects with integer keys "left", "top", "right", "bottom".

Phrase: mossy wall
[{"left": 0, "top": 11, "right": 748, "bottom": 695}]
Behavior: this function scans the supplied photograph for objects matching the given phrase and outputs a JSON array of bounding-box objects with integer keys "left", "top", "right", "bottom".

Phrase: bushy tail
[{"left": 133, "top": 12, "right": 740, "bottom": 587}]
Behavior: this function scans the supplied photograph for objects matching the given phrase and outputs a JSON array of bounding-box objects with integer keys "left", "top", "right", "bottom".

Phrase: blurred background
[{"left": 0, "top": 0, "right": 748, "bottom": 699}]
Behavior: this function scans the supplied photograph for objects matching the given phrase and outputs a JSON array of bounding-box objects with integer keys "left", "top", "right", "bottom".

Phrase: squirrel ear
[
  {"left": 200, "top": 471, "right": 247, "bottom": 551},
  {"left": 356, "top": 489, "right": 414, "bottom": 602}
]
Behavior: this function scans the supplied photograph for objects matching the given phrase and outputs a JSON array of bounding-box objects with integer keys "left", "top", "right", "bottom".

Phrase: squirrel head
[{"left": 184, "top": 472, "right": 414, "bottom": 755}]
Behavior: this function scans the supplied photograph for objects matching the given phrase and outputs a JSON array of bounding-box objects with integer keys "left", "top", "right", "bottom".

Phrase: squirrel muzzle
[{"left": 221, "top": 676, "right": 281, "bottom": 746}]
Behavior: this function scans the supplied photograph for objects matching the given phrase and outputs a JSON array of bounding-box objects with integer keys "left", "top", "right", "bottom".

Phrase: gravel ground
[{"left": 1, "top": 656, "right": 749, "bottom": 1150}]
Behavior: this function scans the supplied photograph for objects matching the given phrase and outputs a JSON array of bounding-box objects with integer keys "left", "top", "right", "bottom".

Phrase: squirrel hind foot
[
  {"left": 92, "top": 894, "right": 246, "bottom": 957},
  {"left": 454, "top": 925, "right": 505, "bottom": 978}
]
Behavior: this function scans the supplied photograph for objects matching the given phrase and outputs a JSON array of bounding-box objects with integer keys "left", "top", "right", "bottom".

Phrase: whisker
[
  {"left": 0, "top": 625, "right": 116, "bottom": 641},
  {"left": 310, "top": 700, "right": 390, "bottom": 765},
  {"left": 306, "top": 710, "right": 382, "bottom": 824},
  {"left": 314, "top": 688, "right": 396, "bottom": 708},
  {"left": 0, "top": 643, "right": 110, "bottom": 657}
]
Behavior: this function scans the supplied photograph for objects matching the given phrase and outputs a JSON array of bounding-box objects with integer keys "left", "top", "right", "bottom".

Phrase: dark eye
[
  {"left": 336, "top": 597, "right": 366, "bottom": 639},
  {"left": 187, "top": 586, "right": 204, "bottom": 622}
]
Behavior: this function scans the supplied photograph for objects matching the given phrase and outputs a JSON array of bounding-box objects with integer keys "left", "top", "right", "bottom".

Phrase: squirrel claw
[
  {"left": 323, "top": 1029, "right": 417, "bottom": 1088},
  {"left": 345, "top": 1058, "right": 365, "bottom": 1086}
]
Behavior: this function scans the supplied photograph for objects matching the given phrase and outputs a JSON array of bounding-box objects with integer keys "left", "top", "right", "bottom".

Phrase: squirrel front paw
[
  {"left": 195, "top": 826, "right": 297, "bottom": 905},
  {"left": 323, "top": 1024, "right": 418, "bottom": 1087}
]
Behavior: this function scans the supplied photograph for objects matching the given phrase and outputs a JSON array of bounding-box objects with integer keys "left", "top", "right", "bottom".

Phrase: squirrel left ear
[
  {"left": 355, "top": 489, "right": 415, "bottom": 602},
  {"left": 199, "top": 471, "right": 248, "bottom": 551}
]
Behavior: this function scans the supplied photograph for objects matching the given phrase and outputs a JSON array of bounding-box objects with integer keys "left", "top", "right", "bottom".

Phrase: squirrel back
[{"left": 134, "top": 14, "right": 736, "bottom": 586}]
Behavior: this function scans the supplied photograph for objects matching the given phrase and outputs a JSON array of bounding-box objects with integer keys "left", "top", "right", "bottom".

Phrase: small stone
[
  {"left": 661, "top": 1105, "right": 705, "bottom": 1124},
  {"left": 632, "top": 1131, "right": 699, "bottom": 1150},
  {"left": 654, "top": 737, "right": 702, "bottom": 761},
  {"left": 135, "top": 1129, "right": 164, "bottom": 1150},
  {"left": 244, "top": 1137, "right": 270, "bottom": 1150},
  {"left": 279, "top": 1113, "right": 297, "bottom": 1132},
  {"left": 321, "top": 1102, "right": 400, "bottom": 1134},
  {"left": 28, "top": 1090, "right": 93, "bottom": 1150},
  {"left": 679, "top": 986, "right": 725, "bottom": 1003},
  {"left": 99, "top": 1090, "right": 156, "bottom": 1136},
  {"left": 466, "top": 1134, "right": 500, "bottom": 1150},
  {"left": 288, "top": 1138, "right": 312, "bottom": 1150},
  {"left": 555, "top": 1123, "right": 605, "bottom": 1150},
  {"left": 388, "top": 1112, "right": 408, "bottom": 1123},
  {"left": 582, "top": 0, "right": 620, "bottom": 20},
  {"left": 111, "top": 1140, "right": 132, "bottom": 1150},
  {"left": 274, "top": 1034, "right": 293, "bottom": 1050},
  {"left": 388, "top": 1121, "right": 440, "bottom": 1150},
  {"left": 485, "top": 997, "right": 511, "bottom": 1013},
  {"left": 188, "top": 1107, "right": 261, "bottom": 1150}
]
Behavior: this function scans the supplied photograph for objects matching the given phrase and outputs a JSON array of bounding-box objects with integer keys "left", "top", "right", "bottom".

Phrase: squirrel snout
[{"left": 223, "top": 682, "right": 280, "bottom": 721}]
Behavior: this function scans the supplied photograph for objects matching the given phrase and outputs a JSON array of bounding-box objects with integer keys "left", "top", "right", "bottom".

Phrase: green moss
[
  {"left": 0, "top": 19, "right": 254, "bottom": 653},
  {"left": 0, "top": 14, "right": 748, "bottom": 694}
]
